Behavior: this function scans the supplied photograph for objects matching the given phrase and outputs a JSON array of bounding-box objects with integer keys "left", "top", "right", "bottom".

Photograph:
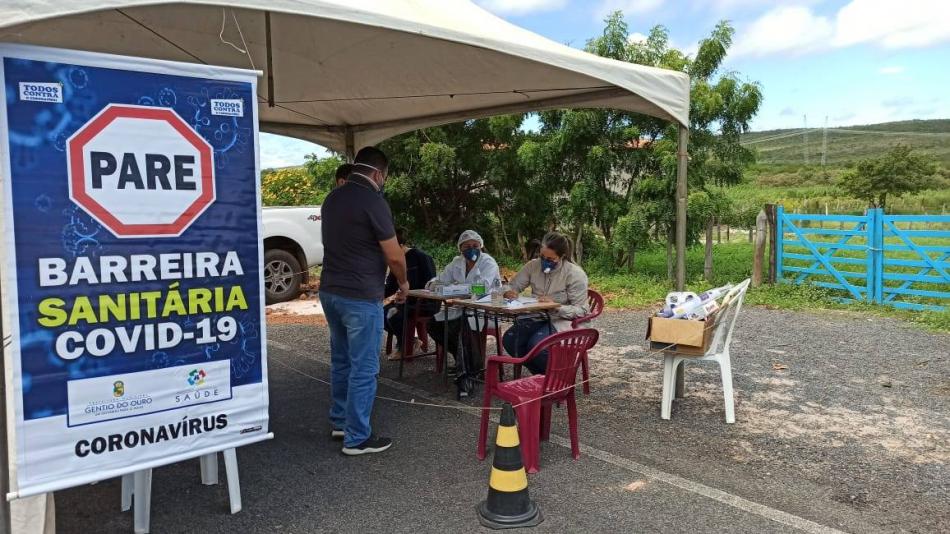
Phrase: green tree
[
  {"left": 354, "top": 12, "right": 762, "bottom": 276},
  {"left": 261, "top": 154, "right": 342, "bottom": 206},
  {"left": 629, "top": 20, "right": 761, "bottom": 277},
  {"left": 305, "top": 153, "right": 345, "bottom": 189},
  {"left": 262, "top": 166, "right": 330, "bottom": 206},
  {"left": 379, "top": 116, "right": 546, "bottom": 253},
  {"left": 687, "top": 189, "right": 732, "bottom": 281},
  {"left": 525, "top": 14, "right": 761, "bottom": 275},
  {"left": 839, "top": 145, "right": 937, "bottom": 209}
]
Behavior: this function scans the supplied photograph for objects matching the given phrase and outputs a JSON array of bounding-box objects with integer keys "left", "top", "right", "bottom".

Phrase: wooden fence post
[
  {"left": 752, "top": 209, "right": 767, "bottom": 287},
  {"left": 765, "top": 204, "right": 778, "bottom": 284}
]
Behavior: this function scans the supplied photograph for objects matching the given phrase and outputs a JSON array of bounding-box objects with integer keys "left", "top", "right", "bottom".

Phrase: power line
[
  {"left": 740, "top": 127, "right": 950, "bottom": 146},
  {"left": 826, "top": 128, "right": 950, "bottom": 137},
  {"left": 739, "top": 129, "right": 813, "bottom": 145}
]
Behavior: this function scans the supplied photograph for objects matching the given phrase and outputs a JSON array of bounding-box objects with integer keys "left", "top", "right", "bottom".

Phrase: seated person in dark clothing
[{"left": 383, "top": 228, "right": 438, "bottom": 360}]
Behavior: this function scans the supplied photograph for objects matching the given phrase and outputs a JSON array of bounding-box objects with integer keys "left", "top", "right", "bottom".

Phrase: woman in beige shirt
[{"left": 502, "top": 232, "right": 590, "bottom": 374}]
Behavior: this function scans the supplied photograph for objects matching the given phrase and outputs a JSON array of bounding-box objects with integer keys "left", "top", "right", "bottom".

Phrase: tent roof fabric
[{"left": 0, "top": 0, "right": 690, "bottom": 152}]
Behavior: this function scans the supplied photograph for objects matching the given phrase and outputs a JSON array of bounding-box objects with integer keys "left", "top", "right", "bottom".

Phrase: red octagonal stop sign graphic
[{"left": 67, "top": 104, "right": 215, "bottom": 238}]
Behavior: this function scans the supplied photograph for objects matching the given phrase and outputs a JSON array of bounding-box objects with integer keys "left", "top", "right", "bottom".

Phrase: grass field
[
  {"left": 413, "top": 232, "right": 949, "bottom": 332},
  {"left": 742, "top": 118, "right": 950, "bottom": 167},
  {"left": 582, "top": 241, "right": 950, "bottom": 333}
]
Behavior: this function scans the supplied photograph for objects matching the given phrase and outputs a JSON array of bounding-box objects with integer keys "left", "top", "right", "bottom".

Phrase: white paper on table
[
  {"left": 517, "top": 296, "right": 539, "bottom": 304},
  {"left": 476, "top": 294, "right": 493, "bottom": 303}
]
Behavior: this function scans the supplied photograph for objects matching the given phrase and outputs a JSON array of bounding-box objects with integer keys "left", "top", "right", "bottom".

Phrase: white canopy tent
[
  {"left": 0, "top": 2, "right": 692, "bottom": 527},
  {"left": 0, "top": 0, "right": 690, "bottom": 288}
]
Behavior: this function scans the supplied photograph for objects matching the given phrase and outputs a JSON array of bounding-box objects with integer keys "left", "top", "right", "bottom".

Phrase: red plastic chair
[
  {"left": 477, "top": 328, "right": 599, "bottom": 473},
  {"left": 570, "top": 289, "right": 604, "bottom": 395}
]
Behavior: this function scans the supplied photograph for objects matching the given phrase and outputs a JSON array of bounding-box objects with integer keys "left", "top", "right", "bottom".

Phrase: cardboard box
[{"left": 645, "top": 310, "right": 718, "bottom": 356}]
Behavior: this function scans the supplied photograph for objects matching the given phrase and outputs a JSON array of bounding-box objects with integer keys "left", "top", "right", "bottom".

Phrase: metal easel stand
[
  {"left": 120, "top": 449, "right": 242, "bottom": 533},
  {"left": 1, "top": 277, "right": 14, "bottom": 534}
]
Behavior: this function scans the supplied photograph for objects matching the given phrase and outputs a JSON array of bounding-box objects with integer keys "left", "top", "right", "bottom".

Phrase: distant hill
[{"left": 742, "top": 119, "right": 950, "bottom": 167}]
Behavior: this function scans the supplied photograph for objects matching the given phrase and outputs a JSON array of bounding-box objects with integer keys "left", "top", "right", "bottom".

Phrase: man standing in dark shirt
[{"left": 320, "top": 146, "right": 408, "bottom": 455}]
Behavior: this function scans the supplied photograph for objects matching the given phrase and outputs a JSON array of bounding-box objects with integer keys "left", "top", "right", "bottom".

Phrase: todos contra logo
[
  {"left": 187, "top": 369, "right": 207, "bottom": 387},
  {"left": 19, "top": 82, "right": 63, "bottom": 103}
]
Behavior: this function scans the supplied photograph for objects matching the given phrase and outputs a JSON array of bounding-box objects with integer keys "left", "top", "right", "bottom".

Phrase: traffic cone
[{"left": 477, "top": 403, "right": 542, "bottom": 529}]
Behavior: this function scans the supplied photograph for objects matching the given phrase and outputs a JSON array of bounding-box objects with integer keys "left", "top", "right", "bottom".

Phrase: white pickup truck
[{"left": 262, "top": 206, "right": 323, "bottom": 303}]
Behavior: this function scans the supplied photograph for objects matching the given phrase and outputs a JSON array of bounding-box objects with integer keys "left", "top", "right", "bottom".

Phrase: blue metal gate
[{"left": 777, "top": 207, "right": 950, "bottom": 311}]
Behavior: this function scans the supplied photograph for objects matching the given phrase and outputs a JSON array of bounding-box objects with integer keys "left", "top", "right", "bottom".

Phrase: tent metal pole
[
  {"left": 349, "top": 87, "right": 631, "bottom": 134},
  {"left": 265, "top": 11, "right": 275, "bottom": 108},
  {"left": 675, "top": 124, "right": 688, "bottom": 291},
  {"left": 344, "top": 127, "right": 355, "bottom": 162}
]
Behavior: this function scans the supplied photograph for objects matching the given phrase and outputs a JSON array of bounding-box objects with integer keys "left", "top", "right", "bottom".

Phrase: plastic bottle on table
[
  {"left": 490, "top": 278, "right": 504, "bottom": 305},
  {"left": 471, "top": 267, "right": 486, "bottom": 298}
]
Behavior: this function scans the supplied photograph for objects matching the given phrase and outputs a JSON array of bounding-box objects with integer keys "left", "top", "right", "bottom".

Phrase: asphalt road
[{"left": 56, "top": 307, "right": 949, "bottom": 533}]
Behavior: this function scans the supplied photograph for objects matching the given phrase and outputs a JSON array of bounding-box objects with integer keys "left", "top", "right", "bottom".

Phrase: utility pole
[
  {"left": 821, "top": 115, "right": 828, "bottom": 167},
  {"left": 803, "top": 114, "right": 809, "bottom": 165}
]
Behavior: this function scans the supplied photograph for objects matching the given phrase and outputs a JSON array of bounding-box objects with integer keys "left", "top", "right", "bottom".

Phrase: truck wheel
[{"left": 264, "top": 249, "right": 303, "bottom": 304}]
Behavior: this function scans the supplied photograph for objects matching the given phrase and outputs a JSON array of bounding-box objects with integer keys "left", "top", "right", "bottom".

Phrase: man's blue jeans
[{"left": 320, "top": 290, "right": 383, "bottom": 447}]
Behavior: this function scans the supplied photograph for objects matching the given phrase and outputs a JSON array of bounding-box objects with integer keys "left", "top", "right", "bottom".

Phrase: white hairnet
[{"left": 457, "top": 230, "right": 484, "bottom": 249}]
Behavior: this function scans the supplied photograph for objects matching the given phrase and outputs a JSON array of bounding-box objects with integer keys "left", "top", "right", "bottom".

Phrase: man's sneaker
[
  {"left": 342, "top": 435, "right": 393, "bottom": 456},
  {"left": 331, "top": 428, "right": 344, "bottom": 440}
]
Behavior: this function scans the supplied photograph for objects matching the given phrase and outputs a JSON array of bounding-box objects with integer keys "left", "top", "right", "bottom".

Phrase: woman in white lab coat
[{"left": 428, "top": 230, "right": 500, "bottom": 387}]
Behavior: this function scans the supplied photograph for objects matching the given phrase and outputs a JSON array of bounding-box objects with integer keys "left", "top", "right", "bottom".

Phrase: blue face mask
[
  {"left": 463, "top": 248, "right": 480, "bottom": 262},
  {"left": 541, "top": 258, "right": 558, "bottom": 274}
]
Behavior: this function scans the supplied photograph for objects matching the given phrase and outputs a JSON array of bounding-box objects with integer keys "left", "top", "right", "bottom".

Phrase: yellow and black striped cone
[{"left": 477, "top": 402, "right": 542, "bottom": 529}]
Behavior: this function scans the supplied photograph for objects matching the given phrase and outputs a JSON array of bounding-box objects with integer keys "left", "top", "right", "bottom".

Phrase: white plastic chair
[
  {"left": 661, "top": 278, "right": 750, "bottom": 424},
  {"left": 120, "top": 449, "right": 241, "bottom": 533}
]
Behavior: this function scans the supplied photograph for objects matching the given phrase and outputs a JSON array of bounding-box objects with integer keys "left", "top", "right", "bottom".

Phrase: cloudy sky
[{"left": 260, "top": 0, "right": 950, "bottom": 167}]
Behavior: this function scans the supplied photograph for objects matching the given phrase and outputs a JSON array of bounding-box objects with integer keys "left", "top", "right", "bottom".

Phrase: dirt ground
[
  {"left": 266, "top": 304, "right": 949, "bottom": 532},
  {"left": 53, "top": 304, "right": 948, "bottom": 533}
]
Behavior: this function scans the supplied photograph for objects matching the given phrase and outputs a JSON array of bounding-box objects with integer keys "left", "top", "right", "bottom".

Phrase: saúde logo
[
  {"left": 187, "top": 368, "right": 206, "bottom": 387},
  {"left": 177, "top": 368, "right": 221, "bottom": 404}
]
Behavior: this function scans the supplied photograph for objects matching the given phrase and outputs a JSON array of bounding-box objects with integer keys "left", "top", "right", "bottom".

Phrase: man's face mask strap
[{"left": 351, "top": 162, "right": 386, "bottom": 192}]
